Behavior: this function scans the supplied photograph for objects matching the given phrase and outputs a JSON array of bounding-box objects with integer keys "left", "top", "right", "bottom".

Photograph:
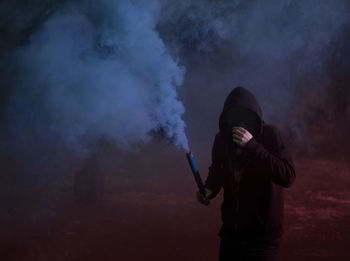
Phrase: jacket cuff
[{"left": 243, "top": 137, "right": 260, "bottom": 150}]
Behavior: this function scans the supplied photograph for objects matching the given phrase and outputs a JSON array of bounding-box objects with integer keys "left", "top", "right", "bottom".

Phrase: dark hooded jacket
[{"left": 204, "top": 86, "right": 296, "bottom": 244}]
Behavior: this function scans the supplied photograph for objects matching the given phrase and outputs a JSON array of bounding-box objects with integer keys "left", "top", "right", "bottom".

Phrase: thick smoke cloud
[
  {"left": 1, "top": 0, "right": 189, "bottom": 162},
  {"left": 1, "top": 0, "right": 350, "bottom": 182}
]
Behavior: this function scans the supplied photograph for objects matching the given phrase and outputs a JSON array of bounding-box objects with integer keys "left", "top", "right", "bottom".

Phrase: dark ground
[{"left": 1, "top": 146, "right": 350, "bottom": 261}]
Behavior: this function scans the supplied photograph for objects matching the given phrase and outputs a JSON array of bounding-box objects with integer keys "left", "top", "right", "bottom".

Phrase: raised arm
[{"left": 241, "top": 126, "right": 296, "bottom": 188}]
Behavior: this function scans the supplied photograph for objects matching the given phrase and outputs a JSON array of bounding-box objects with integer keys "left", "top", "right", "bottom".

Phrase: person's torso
[{"left": 216, "top": 124, "right": 285, "bottom": 241}]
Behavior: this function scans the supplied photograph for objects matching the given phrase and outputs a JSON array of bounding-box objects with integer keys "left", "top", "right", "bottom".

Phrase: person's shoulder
[
  {"left": 263, "top": 123, "right": 280, "bottom": 136},
  {"left": 262, "top": 123, "right": 284, "bottom": 146},
  {"left": 263, "top": 124, "right": 283, "bottom": 147},
  {"left": 213, "top": 130, "right": 222, "bottom": 138}
]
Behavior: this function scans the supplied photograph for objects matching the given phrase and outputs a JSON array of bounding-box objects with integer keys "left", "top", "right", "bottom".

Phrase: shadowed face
[{"left": 222, "top": 106, "right": 260, "bottom": 136}]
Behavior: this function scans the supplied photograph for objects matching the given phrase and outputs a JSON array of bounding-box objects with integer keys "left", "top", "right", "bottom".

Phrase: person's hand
[
  {"left": 232, "top": 126, "right": 253, "bottom": 148},
  {"left": 196, "top": 188, "right": 212, "bottom": 206}
]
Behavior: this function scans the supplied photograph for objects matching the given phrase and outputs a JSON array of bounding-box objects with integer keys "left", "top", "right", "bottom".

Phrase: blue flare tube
[{"left": 186, "top": 151, "right": 207, "bottom": 197}]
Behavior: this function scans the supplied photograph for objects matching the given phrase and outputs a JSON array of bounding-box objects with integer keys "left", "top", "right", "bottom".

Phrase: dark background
[{"left": 1, "top": 0, "right": 350, "bottom": 260}]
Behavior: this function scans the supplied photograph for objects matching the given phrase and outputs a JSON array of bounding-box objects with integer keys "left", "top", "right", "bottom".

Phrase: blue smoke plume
[
  {"left": 1, "top": 0, "right": 350, "bottom": 181},
  {"left": 2, "top": 0, "right": 189, "bottom": 162}
]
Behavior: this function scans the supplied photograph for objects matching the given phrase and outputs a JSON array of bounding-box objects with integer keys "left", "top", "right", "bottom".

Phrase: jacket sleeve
[
  {"left": 241, "top": 127, "right": 296, "bottom": 188},
  {"left": 204, "top": 133, "right": 224, "bottom": 199}
]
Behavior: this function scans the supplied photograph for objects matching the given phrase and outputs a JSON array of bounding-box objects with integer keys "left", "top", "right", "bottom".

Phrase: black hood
[{"left": 219, "top": 86, "right": 264, "bottom": 138}]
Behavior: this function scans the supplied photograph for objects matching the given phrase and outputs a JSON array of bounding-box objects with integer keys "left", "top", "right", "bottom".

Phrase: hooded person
[{"left": 198, "top": 86, "right": 296, "bottom": 260}]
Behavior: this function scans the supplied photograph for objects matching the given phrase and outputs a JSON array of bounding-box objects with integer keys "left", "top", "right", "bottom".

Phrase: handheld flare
[{"left": 186, "top": 150, "right": 207, "bottom": 197}]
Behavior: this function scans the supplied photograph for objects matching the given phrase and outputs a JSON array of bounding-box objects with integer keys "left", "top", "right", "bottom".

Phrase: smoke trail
[{"left": 1, "top": 0, "right": 189, "bottom": 166}]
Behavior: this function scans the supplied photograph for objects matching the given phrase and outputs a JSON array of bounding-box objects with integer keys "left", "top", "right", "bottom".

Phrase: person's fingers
[
  {"left": 232, "top": 136, "right": 242, "bottom": 143},
  {"left": 233, "top": 127, "right": 246, "bottom": 133},
  {"left": 232, "top": 130, "right": 243, "bottom": 136},
  {"left": 232, "top": 129, "right": 245, "bottom": 138},
  {"left": 197, "top": 191, "right": 210, "bottom": 205},
  {"left": 233, "top": 130, "right": 252, "bottom": 142},
  {"left": 233, "top": 139, "right": 244, "bottom": 147},
  {"left": 232, "top": 133, "right": 243, "bottom": 140},
  {"left": 232, "top": 131, "right": 244, "bottom": 138}
]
